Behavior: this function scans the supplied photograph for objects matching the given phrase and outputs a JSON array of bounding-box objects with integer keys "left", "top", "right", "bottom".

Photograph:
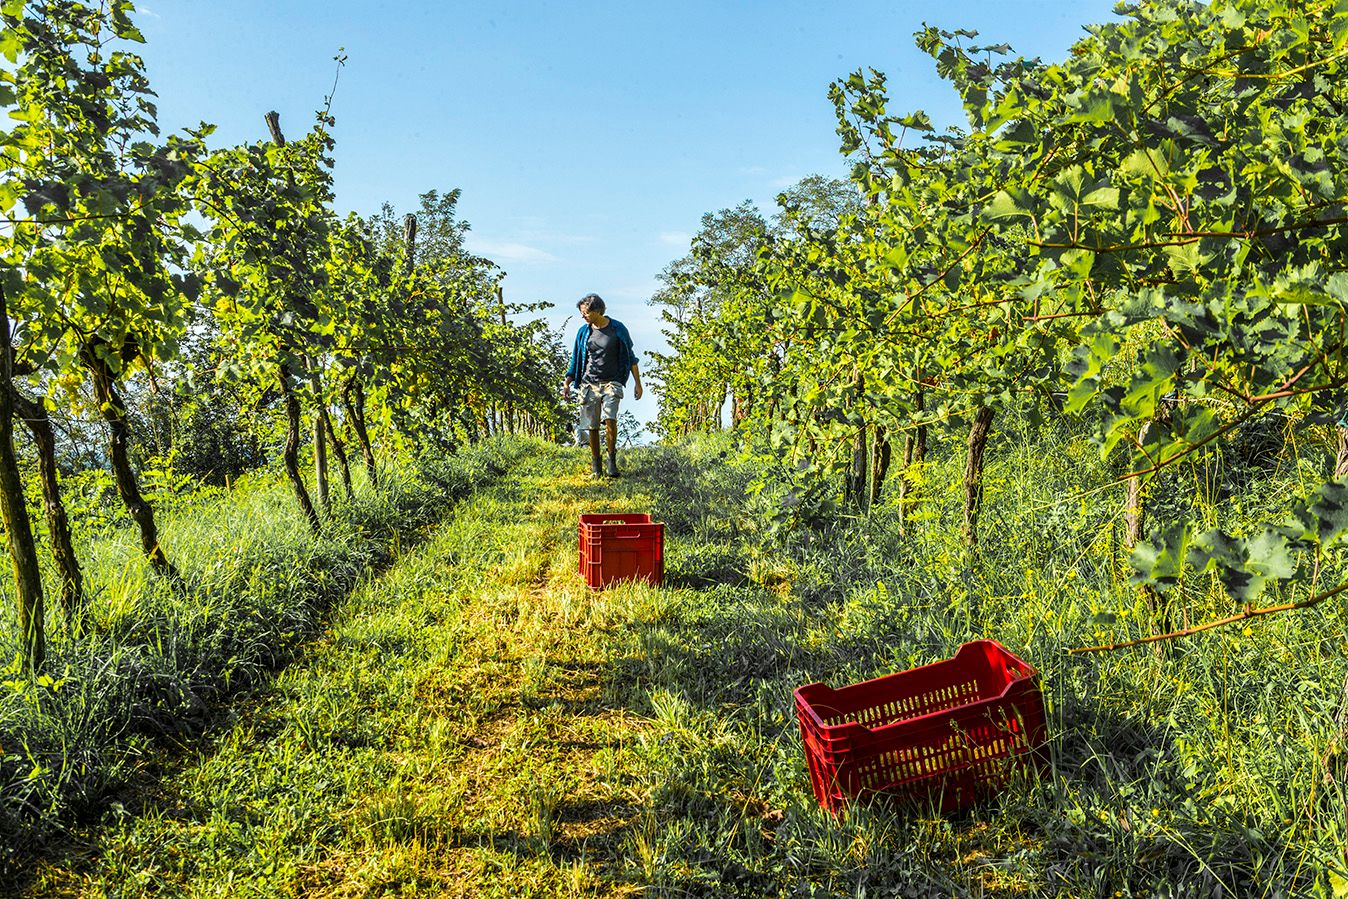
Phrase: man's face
[{"left": 580, "top": 305, "right": 603, "bottom": 325}]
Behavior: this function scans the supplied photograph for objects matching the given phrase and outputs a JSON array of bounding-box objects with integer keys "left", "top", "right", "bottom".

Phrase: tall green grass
[
  {"left": 23, "top": 439, "right": 640, "bottom": 896},
  {"left": 623, "top": 417, "right": 1348, "bottom": 896},
  {"left": 8, "top": 426, "right": 1345, "bottom": 895},
  {"left": 0, "top": 438, "right": 524, "bottom": 884}
]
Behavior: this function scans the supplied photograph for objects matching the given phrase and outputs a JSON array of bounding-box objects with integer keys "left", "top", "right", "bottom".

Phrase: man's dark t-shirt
[{"left": 583, "top": 323, "right": 624, "bottom": 383}]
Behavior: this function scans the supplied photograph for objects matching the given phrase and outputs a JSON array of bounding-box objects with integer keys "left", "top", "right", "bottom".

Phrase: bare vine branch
[{"left": 1069, "top": 581, "right": 1348, "bottom": 654}]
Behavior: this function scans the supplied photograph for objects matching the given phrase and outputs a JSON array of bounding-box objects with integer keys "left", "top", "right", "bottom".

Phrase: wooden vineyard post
[
  {"left": 11, "top": 389, "right": 83, "bottom": 621},
  {"left": 279, "top": 362, "right": 321, "bottom": 534},
  {"left": 0, "top": 286, "right": 46, "bottom": 669},
  {"left": 962, "top": 406, "right": 995, "bottom": 547}
]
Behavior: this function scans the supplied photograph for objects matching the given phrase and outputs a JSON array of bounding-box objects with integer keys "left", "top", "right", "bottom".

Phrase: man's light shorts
[{"left": 578, "top": 381, "right": 624, "bottom": 429}]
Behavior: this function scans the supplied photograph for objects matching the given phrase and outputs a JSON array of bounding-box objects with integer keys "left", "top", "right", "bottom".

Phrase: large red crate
[
  {"left": 794, "top": 640, "right": 1047, "bottom": 815},
  {"left": 578, "top": 513, "right": 664, "bottom": 589}
]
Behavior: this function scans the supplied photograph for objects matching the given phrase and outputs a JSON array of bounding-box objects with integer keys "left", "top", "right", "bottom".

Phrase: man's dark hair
[{"left": 578, "top": 293, "right": 605, "bottom": 313}]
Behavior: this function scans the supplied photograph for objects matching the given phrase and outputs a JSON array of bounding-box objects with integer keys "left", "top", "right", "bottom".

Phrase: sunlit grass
[
  {"left": 15, "top": 438, "right": 662, "bottom": 896},
  {"left": 0, "top": 439, "right": 531, "bottom": 888},
  {"left": 9, "top": 426, "right": 1347, "bottom": 896},
  {"left": 603, "top": 425, "right": 1348, "bottom": 896}
]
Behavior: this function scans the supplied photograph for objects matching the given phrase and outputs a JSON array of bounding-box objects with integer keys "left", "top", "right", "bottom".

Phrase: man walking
[{"left": 563, "top": 293, "right": 643, "bottom": 477}]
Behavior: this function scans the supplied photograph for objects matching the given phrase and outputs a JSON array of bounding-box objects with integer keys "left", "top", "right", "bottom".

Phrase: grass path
[{"left": 25, "top": 444, "right": 670, "bottom": 897}]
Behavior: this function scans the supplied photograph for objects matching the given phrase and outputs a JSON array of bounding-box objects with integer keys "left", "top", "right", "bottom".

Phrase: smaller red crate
[
  {"left": 578, "top": 513, "right": 664, "bottom": 589},
  {"left": 794, "top": 640, "right": 1047, "bottom": 815}
]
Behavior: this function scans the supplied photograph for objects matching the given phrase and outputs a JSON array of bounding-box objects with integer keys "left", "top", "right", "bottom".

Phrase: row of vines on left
[{"left": 0, "top": 1, "right": 570, "bottom": 670}]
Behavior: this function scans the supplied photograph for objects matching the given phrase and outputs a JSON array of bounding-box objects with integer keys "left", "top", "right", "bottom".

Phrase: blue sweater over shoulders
[{"left": 567, "top": 318, "right": 639, "bottom": 386}]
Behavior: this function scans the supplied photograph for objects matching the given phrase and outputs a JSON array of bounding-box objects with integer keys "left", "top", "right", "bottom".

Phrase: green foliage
[
  {"left": 0, "top": 0, "right": 568, "bottom": 664},
  {"left": 192, "top": 104, "right": 336, "bottom": 392},
  {"left": 0, "top": 0, "right": 207, "bottom": 389},
  {"left": 914, "top": 0, "right": 1348, "bottom": 595},
  {"left": 128, "top": 331, "right": 274, "bottom": 485},
  {"left": 654, "top": 0, "right": 1348, "bottom": 610}
]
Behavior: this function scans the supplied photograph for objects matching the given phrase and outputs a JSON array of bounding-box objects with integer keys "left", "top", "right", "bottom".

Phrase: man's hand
[
  {"left": 633, "top": 382, "right": 643, "bottom": 400},
  {"left": 562, "top": 383, "right": 573, "bottom": 402}
]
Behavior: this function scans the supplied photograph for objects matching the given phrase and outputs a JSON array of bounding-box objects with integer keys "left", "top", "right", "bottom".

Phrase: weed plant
[{"left": 0, "top": 438, "right": 524, "bottom": 885}]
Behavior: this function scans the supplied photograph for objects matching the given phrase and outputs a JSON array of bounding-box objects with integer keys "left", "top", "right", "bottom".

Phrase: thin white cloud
[
  {"left": 466, "top": 238, "right": 558, "bottom": 265},
  {"left": 501, "top": 215, "right": 598, "bottom": 247},
  {"left": 518, "top": 230, "right": 596, "bottom": 247},
  {"left": 658, "top": 231, "right": 693, "bottom": 247}
]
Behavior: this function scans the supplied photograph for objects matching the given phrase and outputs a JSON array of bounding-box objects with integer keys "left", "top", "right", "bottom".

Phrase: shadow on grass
[
  {"left": 606, "top": 578, "right": 1311, "bottom": 895},
  {"left": 1024, "top": 693, "right": 1303, "bottom": 895}
]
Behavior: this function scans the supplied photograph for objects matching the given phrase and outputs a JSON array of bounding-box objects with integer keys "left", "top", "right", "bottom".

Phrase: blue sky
[{"left": 133, "top": 1, "right": 1119, "bottom": 430}]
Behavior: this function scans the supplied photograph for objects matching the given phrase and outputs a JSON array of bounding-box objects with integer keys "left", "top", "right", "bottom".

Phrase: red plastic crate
[
  {"left": 794, "top": 640, "right": 1047, "bottom": 815},
  {"left": 578, "top": 513, "right": 664, "bottom": 589}
]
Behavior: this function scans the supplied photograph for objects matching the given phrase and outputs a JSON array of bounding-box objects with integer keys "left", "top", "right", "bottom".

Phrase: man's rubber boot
[
  {"left": 605, "top": 453, "right": 620, "bottom": 478},
  {"left": 590, "top": 455, "right": 603, "bottom": 478}
]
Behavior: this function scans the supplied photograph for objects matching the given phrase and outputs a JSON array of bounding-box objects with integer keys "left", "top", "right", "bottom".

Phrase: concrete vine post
[
  {"left": 308, "top": 357, "right": 329, "bottom": 513},
  {"left": 844, "top": 369, "right": 869, "bottom": 511},
  {"left": 498, "top": 285, "right": 515, "bottom": 435},
  {"left": 321, "top": 408, "right": 354, "bottom": 500},
  {"left": 897, "top": 382, "right": 929, "bottom": 533}
]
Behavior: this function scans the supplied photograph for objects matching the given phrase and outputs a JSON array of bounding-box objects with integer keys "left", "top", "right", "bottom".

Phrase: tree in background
[
  {"left": 366, "top": 189, "right": 469, "bottom": 269},
  {"left": 617, "top": 411, "right": 644, "bottom": 447},
  {"left": 648, "top": 201, "right": 774, "bottom": 439}
]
